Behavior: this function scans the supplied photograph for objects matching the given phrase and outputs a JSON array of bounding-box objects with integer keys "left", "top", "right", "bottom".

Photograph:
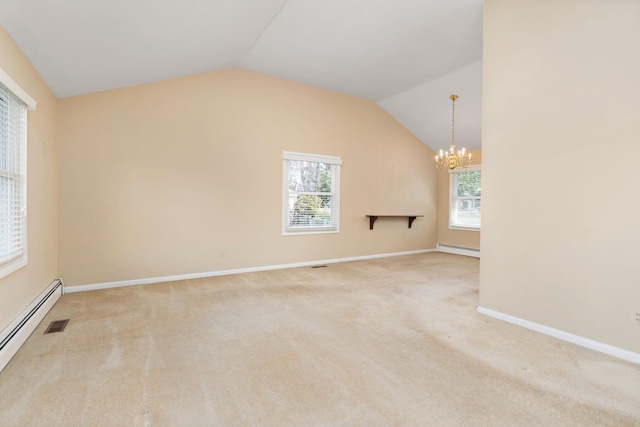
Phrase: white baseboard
[
  {"left": 0, "top": 279, "right": 63, "bottom": 373},
  {"left": 477, "top": 306, "right": 640, "bottom": 365},
  {"left": 65, "top": 249, "right": 436, "bottom": 293},
  {"left": 436, "top": 244, "right": 480, "bottom": 258}
]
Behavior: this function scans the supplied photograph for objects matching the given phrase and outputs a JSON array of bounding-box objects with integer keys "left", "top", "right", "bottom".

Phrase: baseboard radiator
[
  {"left": 436, "top": 244, "right": 480, "bottom": 258},
  {"left": 0, "top": 279, "right": 63, "bottom": 373}
]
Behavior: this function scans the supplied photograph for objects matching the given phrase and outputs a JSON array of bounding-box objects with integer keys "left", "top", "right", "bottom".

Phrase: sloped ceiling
[
  {"left": 0, "top": 0, "right": 484, "bottom": 151},
  {"left": 379, "top": 60, "right": 483, "bottom": 152}
]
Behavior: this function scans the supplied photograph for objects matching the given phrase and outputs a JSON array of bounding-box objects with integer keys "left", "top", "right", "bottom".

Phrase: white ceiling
[
  {"left": 379, "top": 60, "right": 483, "bottom": 152},
  {"left": 0, "top": 0, "right": 484, "bottom": 151}
]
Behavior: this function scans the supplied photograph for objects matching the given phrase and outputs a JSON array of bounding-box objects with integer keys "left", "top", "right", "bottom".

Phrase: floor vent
[
  {"left": 44, "top": 319, "right": 69, "bottom": 334},
  {"left": 311, "top": 265, "right": 327, "bottom": 269}
]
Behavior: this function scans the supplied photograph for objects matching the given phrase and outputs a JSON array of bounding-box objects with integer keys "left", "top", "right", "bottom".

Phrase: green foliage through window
[{"left": 456, "top": 171, "right": 481, "bottom": 197}]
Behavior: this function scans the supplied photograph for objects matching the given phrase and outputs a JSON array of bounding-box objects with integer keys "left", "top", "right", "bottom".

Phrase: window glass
[
  {"left": 283, "top": 152, "right": 341, "bottom": 234},
  {"left": 0, "top": 83, "right": 28, "bottom": 276},
  {"left": 450, "top": 169, "right": 481, "bottom": 229}
]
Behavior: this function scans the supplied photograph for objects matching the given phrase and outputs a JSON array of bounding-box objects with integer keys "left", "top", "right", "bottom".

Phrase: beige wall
[
  {"left": 437, "top": 149, "right": 481, "bottom": 250},
  {"left": 481, "top": 0, "right": 640, "bottom": 353},
  {"left": 0, "top": 26, "right": 58, "bottom": 331},
  {"left": 58, "top": 68, "right": 437, "bottom": 287}
]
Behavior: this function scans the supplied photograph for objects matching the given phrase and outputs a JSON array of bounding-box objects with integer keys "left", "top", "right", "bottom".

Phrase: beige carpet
[{"left": 0, "top": 253, "right": 639, "bottom": 426}]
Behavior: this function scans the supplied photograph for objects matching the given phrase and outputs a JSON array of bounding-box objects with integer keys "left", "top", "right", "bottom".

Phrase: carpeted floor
[{"left": 0, "top": 253, "right": 639, "bottom": 426}]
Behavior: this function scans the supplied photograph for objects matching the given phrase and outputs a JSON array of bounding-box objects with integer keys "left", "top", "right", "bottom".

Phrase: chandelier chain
[{"left": 451, "top": 94, "right": 456, "bottom": 148}]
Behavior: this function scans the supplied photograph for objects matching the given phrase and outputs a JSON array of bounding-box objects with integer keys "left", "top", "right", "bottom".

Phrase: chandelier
[{"left": 435, "top": 94, "right": 472, "bottom": 170}]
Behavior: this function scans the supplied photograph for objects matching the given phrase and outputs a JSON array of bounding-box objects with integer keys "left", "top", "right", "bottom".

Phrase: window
[
  {"left": 0, "top": 71, "right": 33, "bottom": 279},
  {"left": 449, "top": 165, "right": 481, "bottom": 230},
  {"left": 283, "top": 151, "right": 342, "bottom": 235}
]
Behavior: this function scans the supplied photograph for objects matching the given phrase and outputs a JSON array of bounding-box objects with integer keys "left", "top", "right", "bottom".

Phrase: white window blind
[
  {"left": 0, "top": 81, "right": 27, "bottom": 269},
  {"left": 449, "top": 165, "right": 481, "bottom": 230},
  {"left": 282, "top": 151, "right": 341, "bottom": 235}
]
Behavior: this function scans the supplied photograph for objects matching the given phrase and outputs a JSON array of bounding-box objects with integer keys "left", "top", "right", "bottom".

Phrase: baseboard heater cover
[
  {"left": 436, "top": 244, "right": 480, "bottom": 258},
  {"left": 478, "top": 306, "right": 640, "bottom": 365},
  {"left": 0, "top": 279, "right": 63, "bottom": 373}
]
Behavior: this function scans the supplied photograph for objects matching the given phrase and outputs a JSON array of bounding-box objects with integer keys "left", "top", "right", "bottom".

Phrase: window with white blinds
[
  {"left": 282, "top": 151, "right": 342, "bottom": 235},
  {"left": 0, "top": 81, "right": 28, "bottom": 274},
  {"left": 449, "top": 165, "right": 481, "bottom": 230}
]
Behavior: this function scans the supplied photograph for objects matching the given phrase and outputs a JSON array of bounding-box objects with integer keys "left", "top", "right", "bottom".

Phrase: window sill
[
  {"left": 283, "top": 228, "right": 339, "bottom": 236},
  {"left": 0, "top": 254, "right": 27, "bottom": 280},
  {"left": 449, "top": 226, "right": 481, "bottom": 232}
]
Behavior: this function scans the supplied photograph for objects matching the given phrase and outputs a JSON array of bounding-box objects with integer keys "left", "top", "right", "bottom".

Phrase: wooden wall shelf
[{"left": 366, "top": 215, "right": 424, "bottom": 230}]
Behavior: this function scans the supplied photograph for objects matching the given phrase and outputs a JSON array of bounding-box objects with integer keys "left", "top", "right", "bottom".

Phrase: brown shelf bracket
[
  {"left": 368, "top": 216, "right": 378, "bottom": 230},
  {"left": 408, "top": 216, "right": 417, "bottom": 228}
]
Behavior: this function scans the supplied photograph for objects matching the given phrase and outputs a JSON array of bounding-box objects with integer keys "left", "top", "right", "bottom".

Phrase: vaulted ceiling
[{"left": 0, "top": 0, "right": 484, "bottom": 151}]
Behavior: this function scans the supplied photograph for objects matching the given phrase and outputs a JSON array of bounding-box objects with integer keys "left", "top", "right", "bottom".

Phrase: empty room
[{"left": 1, "top": 0, "right": 639, "bottom": 425}]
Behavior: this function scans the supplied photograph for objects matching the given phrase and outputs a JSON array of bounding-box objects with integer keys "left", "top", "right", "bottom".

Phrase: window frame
[
  {"left": 0, "top": 67, "right": 35, "bottom": 280},
  {"left": 449, "top": 164, "right": 481, "bottom": 231},
  {"left": 282, "top": 151, "right": 342, "bottom": 236}
]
